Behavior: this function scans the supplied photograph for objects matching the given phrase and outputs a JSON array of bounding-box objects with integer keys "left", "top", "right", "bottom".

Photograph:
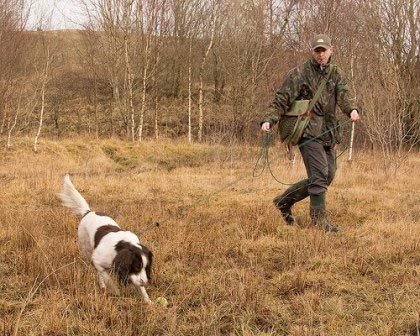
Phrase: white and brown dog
[{"left": 58, "top": 174, "right": 153, "bottom": 302}]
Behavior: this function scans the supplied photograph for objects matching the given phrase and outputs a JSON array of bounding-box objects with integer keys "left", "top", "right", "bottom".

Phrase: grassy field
[{"left": 1, "top": 137, "right": 419, "bottom": 336}]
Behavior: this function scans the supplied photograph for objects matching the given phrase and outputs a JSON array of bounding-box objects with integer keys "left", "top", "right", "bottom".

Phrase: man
[{"left": 261, "top": 34, "right": 360, "bottom": 232}]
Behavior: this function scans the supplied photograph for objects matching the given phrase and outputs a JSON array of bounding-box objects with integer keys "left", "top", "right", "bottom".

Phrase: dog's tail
[{"left": 58, "top": 174, "right": 91, "bottom": 216}]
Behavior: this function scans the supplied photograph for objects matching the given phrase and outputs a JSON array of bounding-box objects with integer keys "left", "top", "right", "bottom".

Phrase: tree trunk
[
  {"left": 7, "top": 89, "right": 21, "bottom": 148},
  {"left": 6, "top": 110, "right": 18, "bottom": 149},
  {"left": 125, "top": 38, "right": 135, "bottom": 142},
  {"left": 188, "top": 39, "right": 193, "bottom": 143},
  {"left": 138, "top": 37, "right": 150, "bottom": 142},
  {"left": 94, "top": 81, "right": 99, "bottom": 139},
  {"left": 153, "top": 62, "right": 159, "bottom": 140},
  {"left": 198, "top": 23, "right": 215, "bottom": 142},
  {"left": 34, "top": 48, "right": 51, "bottom": 152},
  {"left": 0, "top": 108, "right": 7, "bottom": 135}
]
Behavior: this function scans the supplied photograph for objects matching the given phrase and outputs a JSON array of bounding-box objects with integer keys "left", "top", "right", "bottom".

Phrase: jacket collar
[{"left": 310, "top": 57, "right": 332, "bottom": 74}]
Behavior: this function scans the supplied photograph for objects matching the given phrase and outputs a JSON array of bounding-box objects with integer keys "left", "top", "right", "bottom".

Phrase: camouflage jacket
[{"left": 263, "top": 58, "right": 359, "bottom": 145}]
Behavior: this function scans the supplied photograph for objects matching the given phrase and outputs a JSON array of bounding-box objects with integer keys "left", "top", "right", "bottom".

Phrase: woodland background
[
  {"left": 1, "top": 1, "right": 420, "bottom": 335},
  {"left": 0, "top": 0, "right": 419, "bottom": 160}
]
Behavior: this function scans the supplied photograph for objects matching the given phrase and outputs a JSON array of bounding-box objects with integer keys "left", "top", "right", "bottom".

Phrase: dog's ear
[
  {"left": 128, "top": 246, "right": 144, "bottom": 274},
  {"left": 113, "top": 249, "right": 134, "bottom": 285},
  {"left": 140, "top": 245, "right": 153, "bottom": 281}
]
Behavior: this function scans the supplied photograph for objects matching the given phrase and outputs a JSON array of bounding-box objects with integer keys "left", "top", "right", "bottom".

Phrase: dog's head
[{"left": 113, "top": 241, "right": 153, "bottom": 286}]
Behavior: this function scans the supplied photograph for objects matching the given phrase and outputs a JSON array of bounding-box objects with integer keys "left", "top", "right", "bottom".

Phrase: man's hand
[
  {"left": 261, "top": 122, "right": 271, "bottom": 132},
  {"left": 350, "top": 110, "right": 360, "bottom": 121}
]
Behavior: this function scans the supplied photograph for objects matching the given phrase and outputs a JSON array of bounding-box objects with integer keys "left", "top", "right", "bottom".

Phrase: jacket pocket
[{"left": 278, "top": 116, "right": 297, "bottom": 141}]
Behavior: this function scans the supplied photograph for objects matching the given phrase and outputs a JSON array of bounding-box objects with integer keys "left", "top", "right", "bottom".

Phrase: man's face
[{"left": 312, "top": 47, "right": 333, "bottom": 66}]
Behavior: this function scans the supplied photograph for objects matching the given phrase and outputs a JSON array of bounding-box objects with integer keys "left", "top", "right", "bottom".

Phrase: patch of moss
[
  {"left": 64, "top": 143, "right": 90, "bottom": 157},
  {"left": 148, "top": 144, "right": 216, "bottom": 171},
  {"left": 102, "top": 145, "right": 138, "bottom": 169}
]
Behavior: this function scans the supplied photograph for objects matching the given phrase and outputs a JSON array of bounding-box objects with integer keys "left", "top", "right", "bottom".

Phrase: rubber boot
[
  {"left": 273, "top": 179, "right": 309, "bottom": 225},
  {"left": 309, "top": 193, "right": 338, "bottom": 233}
]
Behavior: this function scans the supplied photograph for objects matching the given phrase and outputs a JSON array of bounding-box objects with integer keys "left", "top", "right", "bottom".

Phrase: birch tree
[
  {"left": 197, "top": 0, "right": 217, "bottom": 142},
  {"left": 135, "top": 0, "right": 160, "bottom": 142},
  {"left": 33, "top": 42, "right": 53, "bottom": 152}
]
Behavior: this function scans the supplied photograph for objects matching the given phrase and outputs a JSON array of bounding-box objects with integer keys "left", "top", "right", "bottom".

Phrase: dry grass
[{"left": 1, "top": 137, "right": 419, "bottom": 336}]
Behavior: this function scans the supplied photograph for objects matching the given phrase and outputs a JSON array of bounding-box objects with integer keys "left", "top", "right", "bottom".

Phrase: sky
[{"left": 27, "top": 0, "right": 84, "bottom": 30}]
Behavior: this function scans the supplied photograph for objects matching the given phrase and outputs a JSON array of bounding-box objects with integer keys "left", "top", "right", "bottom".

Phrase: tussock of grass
[{"left": 0, "top": 137, "right": 419, "bottom": 335}]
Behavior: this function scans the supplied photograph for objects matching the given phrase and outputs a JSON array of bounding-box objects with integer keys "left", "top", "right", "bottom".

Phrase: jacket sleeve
[
  {"left": 262, "top": 67, "right": 302, "bottom": 126},
  {"left": 336, "top": 67, "right": 359, "bottom": 117}
]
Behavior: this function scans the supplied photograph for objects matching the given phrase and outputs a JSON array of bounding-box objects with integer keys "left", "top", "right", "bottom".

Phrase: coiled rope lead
[
  {"left": 141, "top": 119, "right": 353, "bottom": 235},
  {"left": 252, "top": 119, "right": 352, "bottom": 185}
]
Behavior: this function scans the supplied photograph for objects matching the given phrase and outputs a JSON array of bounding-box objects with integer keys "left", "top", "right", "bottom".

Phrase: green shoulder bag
[{"left": 279, "top": 66, "right": 333, "bottom": 145}]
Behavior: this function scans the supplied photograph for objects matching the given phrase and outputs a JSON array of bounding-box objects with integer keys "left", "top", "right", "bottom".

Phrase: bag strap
[
  {"left": 306, "top": 65, "right": 334, "bottom": 113},
  {"left": 283, "top": 65, "right": 334, "bottom": 146}
]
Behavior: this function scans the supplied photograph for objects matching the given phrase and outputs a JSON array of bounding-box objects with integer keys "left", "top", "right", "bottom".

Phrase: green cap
[{"left": 310, "top": 34, "right": 332, "bottom": 50}]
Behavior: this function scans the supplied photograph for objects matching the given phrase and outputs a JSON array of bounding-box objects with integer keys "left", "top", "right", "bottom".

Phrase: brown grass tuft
[{"left": 1, "top": 137, "right": 419, "bottom": 335}]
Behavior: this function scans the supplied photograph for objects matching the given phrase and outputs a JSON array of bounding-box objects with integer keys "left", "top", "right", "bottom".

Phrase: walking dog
[{"left": 58, "top": 174, "right": 153, "bottom": 302}]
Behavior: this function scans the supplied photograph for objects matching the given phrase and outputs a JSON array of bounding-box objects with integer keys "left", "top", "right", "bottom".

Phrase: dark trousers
[
  {"left": 273, "top": 138, "right": 336, "bottom": 208},
  {"left": 299, "top": 138, "right": 336, "bottom": 195}
]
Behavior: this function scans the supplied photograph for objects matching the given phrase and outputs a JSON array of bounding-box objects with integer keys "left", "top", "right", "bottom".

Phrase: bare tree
[
  {"left": 80, "top": 0, "right": 127, "bottom": 137},
  {"left": 136, "top": 0, "right": 161, "bottom": 142},
  {"left": 151, "top": 0, "right": 168, "bottom": 140},
  {"left": 197, "top": 0, "right": 217, "bottom": 142},
  {"left": 1, "top": 0, "right": 414, "bottom": 158},
  {"left": 6, "top": 85, "right": 22, "bottom": 149},
  {"left": 34, "top": 40, "right": 53, "bottom": 152},
  {"left": 0, "top": 0, "right": 29, "bottom": 136}
]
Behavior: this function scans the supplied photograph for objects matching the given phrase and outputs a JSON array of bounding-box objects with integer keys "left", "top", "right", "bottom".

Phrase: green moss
[
  {"left": 147, "top": 144, "right": 216, "bottom": 171},
  {"left": 64, "top": 143, "right": 90, "bottom": 157},
  {"left": 102, "top": 145, "right": 139, "bottom": 169}
]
